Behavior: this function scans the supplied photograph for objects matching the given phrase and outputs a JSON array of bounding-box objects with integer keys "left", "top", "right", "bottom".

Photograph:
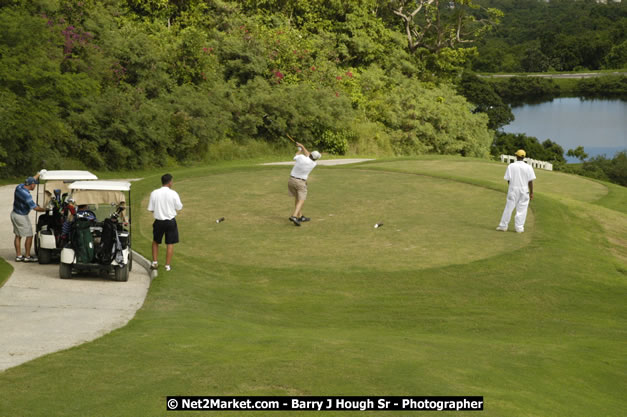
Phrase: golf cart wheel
[
  {"left": 114, "top": 264, "right": 129, "bottom": 282},
  {"left": 128, "top": 251, "right": 133, "bottom": 272},
  {"left": 38, "top": 248, "right": 52, "bottom": 264},
  {"left": 59, "top": 263, "right": 72, "bottom": 279}
]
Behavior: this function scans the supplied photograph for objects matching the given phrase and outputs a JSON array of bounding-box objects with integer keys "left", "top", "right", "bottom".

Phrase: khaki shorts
[
  {"left": 288, "top": 177, "right": 308, "bottom": 200},
  {"left": 11, "top": 211, "right": 33, "bottom": 237}
]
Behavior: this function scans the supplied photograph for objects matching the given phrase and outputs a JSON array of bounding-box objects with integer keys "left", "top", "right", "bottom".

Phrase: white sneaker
[
  {"left": 165, "top": 265, "right": 171, "bottom": 272},
  {"left": 496, "top": 226, "right": 507, "bottom": 232},
  {"left": 150, "top": 262, "right": 158, "bottom": 270},
  {"left": 515, "top": 229, "right": 524, "bottom": 233}
]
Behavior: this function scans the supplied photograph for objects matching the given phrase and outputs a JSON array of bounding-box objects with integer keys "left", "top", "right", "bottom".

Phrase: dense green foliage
[
  {"left": 491, "top": 131, "right": 566, "bottom": 166},
  {"left": 565, "top": 150, "right": 627, "bottom": 187},
  {"left": 487, "top": 76, "right": 561, "bottom": 104},
  {"left": 457, "top": 72, "right": 513, "bottom": 128},
  {"left": 482, "top": 74, "right": 627, "bottom": 104},
  {"left": 473, "top": 0, "right": 627, "bottom": 73},
  {"left": 576, "top": 74, "right": 627, "bottom": 98},
  {"left": 0, "top": 0, "right": 496, "bottom": 176},
  {"left": 567, "top": 145, "right": 588, "bottom": 162}
]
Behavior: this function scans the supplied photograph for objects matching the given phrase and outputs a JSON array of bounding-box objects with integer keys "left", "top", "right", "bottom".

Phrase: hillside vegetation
[
  {"left": 0, "top": 0, "right": 506, "bottom": 176},
  {"left": 473, "top": 0, "right": 627, "bottom": 73}
]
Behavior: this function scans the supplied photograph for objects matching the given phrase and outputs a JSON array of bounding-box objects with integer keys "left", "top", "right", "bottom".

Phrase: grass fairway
[
  {"left": 0, "top": 258, "right": 13, "bottom": 289},
  {"left": 0, "top": 158, "right": 625, "bottom": 417}
]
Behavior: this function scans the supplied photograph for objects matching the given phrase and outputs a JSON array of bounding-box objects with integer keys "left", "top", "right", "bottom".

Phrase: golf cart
[
  {"left": 35, "top": 170, "right": 98, "bottom": 264},
  {"left": 59, "top": 180, "right": 133, "bottom": 281}
]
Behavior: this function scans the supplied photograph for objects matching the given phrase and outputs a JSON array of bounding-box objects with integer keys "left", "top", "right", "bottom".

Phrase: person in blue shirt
[{"left": 12, "top": 172, "right": 47, "bottom": 262}]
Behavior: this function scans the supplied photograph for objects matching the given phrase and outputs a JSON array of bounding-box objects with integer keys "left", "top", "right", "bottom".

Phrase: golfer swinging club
[
  {"left": 288, "top": 141, "right": 321, "bottom": 226},
  {"left": 497, "top": 149, "right": 536, "bottom": 233}
]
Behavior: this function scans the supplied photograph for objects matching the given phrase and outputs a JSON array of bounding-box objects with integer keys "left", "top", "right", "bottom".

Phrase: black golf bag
[
  {"left": 70, "top": 218, "right": 95, "bottom": 263},
  {"left": 97, "top": 217, "right": 126, "bottom": 266}
]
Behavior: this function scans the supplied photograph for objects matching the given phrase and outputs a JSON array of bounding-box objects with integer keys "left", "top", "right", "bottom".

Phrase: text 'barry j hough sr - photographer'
[{"left": 166, "top": 396, "right": 484, "bottom": 412}]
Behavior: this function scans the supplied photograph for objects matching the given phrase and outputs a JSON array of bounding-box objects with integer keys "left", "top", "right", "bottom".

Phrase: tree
[
  {"left": 541, "top": 139, "right": 565, "bottom": 165},
  {"left": 567, "top": 146, "right": 588, "bottom": 162},
  {"left": 458, "top": 72, "right": 513, "bottom": 129},
  {"left": 0, "top": 0, "right": 499, "bottom": 172},
  {"left": 390, "top": 0, "right": 503, "bottom": 54},
  {"left": 604, "top": 40, "right": 627, "bottom": 70},
  {"left": 580, "top": 151, "right": 627, "bottom": 187},
  {"left": 521, "top": 44, "right": 550, "bottom": 72},
  {"left": 471, "top": 0, "right": 627, "bottom": 73},
  {"left": 491, "top": 132, "right": 565, "bottom": 165},
  {"left": 490, "top": 76, "right": 560, "bottom": 104},
  {"left": 125, "top": 0, "right": 207, "bottom": 28},
  {"left": 0, "top": 6, "right": 98, "bottom": 176}
]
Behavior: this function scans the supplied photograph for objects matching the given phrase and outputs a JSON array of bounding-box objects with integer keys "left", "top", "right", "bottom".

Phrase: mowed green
[
  {"left": 0, "top": 159, "right": 625, "bottom": 417},
  {"left": 367, "top": 158, "right": 609, "bottom": 203},
  {"left": 162, "top": 169, "right": 532, "bottom": 272}
]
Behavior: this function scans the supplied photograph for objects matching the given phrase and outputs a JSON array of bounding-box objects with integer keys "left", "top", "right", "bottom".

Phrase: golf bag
[
  {"left": 37, "top": 207, "right": 64, "bottom": 244},
  {"left": 98, "top": 218, "right": 124, "bottom": 266},
  {"left": 71, "top": 218, "right": 95, "bottom": 263}
]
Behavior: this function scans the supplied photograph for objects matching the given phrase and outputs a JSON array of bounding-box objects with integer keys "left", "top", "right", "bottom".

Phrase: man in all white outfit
[
  {"left": 148, "top": 173, "right": 183, "bottom": 271},
  {"left": 497, "top": 149, "right": 536, "bottom": 233},
  {"left": 287, "top": 141, "right": 321, "bottom": 226}
]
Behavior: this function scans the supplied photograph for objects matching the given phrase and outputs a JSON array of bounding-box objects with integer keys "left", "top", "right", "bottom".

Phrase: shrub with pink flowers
[{"left": 0, "top": 0, "right": 496, "bottom": 174}]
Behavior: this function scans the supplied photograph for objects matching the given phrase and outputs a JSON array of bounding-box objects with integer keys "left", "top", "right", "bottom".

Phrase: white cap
[{"left": 310, "top": 151, "right": 321, "bottom": 160}]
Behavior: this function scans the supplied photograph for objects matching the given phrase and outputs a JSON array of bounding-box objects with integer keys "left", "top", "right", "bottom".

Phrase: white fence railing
[{"left": 500, "top": 155, "right": 553, "bottom": 171}]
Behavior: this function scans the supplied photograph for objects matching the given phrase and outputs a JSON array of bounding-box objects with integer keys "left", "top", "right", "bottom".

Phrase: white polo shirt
[
  {"left": 504, "top": 161, "right": 536, "bottom": 191},
  {"left": 148, "top": 186, "right": 183, "bottom": 220},
  {"left": 290, "top": 154, "right": 317, "bottom": 180}
]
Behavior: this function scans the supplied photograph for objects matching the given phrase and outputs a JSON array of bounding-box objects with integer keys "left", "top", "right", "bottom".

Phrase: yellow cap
[{"left": 515, "top": 149, "right": 526, "bottom": 157}]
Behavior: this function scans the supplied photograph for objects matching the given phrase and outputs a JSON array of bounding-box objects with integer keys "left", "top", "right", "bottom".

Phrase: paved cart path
[
  {"left": 480, "top": 71, "right": 627, "bottom": 79},
  {"left": 0, "top": 184, "right": 150, "bottom": 372}
]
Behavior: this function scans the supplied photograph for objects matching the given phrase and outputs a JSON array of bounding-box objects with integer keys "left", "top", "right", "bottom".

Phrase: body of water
[{"left": 502, "top": 97, "right": 627, "bottom": 162}]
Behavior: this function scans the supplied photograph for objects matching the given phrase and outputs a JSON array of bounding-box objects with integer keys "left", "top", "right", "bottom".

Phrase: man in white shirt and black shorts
[
  {"left": 288, "top": 142, "right": 321, "bottom": 226},
  {"left": 497, "top": 149, "right": 536, "bottom": 233},
  {"left": 148, "top": 173, "right": 183, "bottom": 271}
]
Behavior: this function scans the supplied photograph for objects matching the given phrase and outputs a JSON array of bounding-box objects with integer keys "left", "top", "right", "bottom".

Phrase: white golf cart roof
[
  {"left": 39, "top": 170, "right": 98, "bottom": 181},
  {"left": 69, "top": 181, "right": 131, "bottom": 205},
  {"left": 37, "top": 171, "right": 98, "bottom": 205},
  {"left": 69, "top": 180, "right": 131, "bottom": 191}
]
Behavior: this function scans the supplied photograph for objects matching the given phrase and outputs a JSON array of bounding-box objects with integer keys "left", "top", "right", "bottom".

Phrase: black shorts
[{"left": 153, "top": 218, "right": 179, "bottom": 245}]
